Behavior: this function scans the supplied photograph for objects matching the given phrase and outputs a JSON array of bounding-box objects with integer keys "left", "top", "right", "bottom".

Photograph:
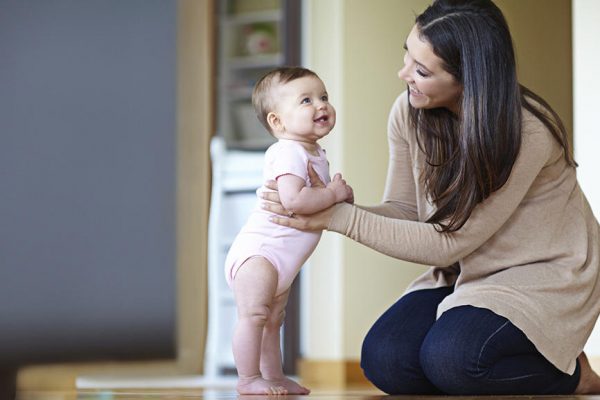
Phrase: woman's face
[{"left": 398, "top": 25, "right": 463, "bottom": 113}]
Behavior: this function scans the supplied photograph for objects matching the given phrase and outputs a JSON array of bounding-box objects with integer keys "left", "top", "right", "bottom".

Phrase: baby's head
[{"left": 252, "top": 67, "right": 335, "bottom": 140}]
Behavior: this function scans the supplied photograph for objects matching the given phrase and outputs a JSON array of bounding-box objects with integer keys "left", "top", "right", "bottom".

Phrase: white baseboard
[{"left": 76, "top": 375, "right": 238, "bottom": 390}]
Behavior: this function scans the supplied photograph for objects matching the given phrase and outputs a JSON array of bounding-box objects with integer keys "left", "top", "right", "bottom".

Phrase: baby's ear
[{"left": 267, "top": 112, "right": 282, "bottom": 133}]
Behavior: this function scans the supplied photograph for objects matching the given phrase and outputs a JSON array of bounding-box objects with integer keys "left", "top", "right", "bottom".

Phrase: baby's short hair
[{"left": 252, "top": 66, "right": 319, "bottom": 134}]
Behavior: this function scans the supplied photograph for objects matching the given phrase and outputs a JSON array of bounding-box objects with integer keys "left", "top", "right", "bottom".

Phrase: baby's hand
[
  {"left": 327, "top": 173, "right": 353, "bottom": 203},
  {"left": 346, "top": 185, "right": 355, "bottom": 204}
]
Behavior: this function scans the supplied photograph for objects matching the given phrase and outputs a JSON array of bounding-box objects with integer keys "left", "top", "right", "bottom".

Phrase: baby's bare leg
[
  {"left": 232, "top": 257, "right": 286, "bottom": 395},
  {"left": 260, "top": 288, "right": 310, "bottom": 395}
]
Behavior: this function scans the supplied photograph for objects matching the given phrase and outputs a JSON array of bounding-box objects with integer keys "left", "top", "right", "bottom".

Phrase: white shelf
[
  {"left": 207, "top": 0, "right": 300, "bottom": 377},
  {"left": 220, "top": 293, "right": 236, "bottom": 304},
  {"left": 206, "top": 137, "right": 266, "bottom": 378}
]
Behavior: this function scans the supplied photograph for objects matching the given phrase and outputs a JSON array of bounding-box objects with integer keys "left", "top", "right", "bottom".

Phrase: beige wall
[
  {"left": 496, "top": 0, "right": 573, "bottom": 140},
  {"left": 340, "top": 0, "right": 432, "bottom": 359},
  {"left": 300, "top": 0, "right": 347, "bottom": 360},
  {"left": 303, "top": 0, "right": 573, "bottom": 362},
  {"left": 303, "top": 0, "right": 430, "bottom": 361}
]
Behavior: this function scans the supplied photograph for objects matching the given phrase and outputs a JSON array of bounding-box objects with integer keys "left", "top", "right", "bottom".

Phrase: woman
[{"left": 261, "top": 0, "right": 600, "bottom": 395}]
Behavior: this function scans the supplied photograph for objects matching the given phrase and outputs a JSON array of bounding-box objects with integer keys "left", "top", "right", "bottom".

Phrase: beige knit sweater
[{"left": 328, "top": 91, "right": 600, "bottom": 374}]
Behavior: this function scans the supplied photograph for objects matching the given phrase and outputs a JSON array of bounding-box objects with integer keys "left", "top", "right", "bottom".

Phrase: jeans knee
[
  {"left": 420, "top": 339, "right": 485, "bottom": 395},
  {"left": 361, "top": 332, "right": 438, "bottom": 395},
  {"left": 360, "top": 330, "right": 386, "bottom": 385}
]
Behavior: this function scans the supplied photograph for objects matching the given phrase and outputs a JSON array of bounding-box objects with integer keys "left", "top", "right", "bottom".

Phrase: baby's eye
[
  {"left": 321, "top": 95, "right": 328, "bottom": 102},
  {"left": 301, "top": 97, "right": 311, "bottom": 104}
]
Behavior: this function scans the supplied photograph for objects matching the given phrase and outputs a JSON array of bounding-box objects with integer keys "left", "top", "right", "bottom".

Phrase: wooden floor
[
  {"left": 14, "top": 359, "right": 600, "bottom": 400},
  {"left": 14, "top": 387, "right": 600, "bottom": 400}
]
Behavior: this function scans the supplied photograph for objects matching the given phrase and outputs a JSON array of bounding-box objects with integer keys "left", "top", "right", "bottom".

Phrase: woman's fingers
[
  {"left": 264, "top": 179, "right": 278, "bottom": 191},
  {"left": 260, "top": 165, "right": 340, "bottom": 232},
  {"left": 269, "top": 213, "right": 319, "bottom": 231},
  {"left": 269, "top": 214, "right": 305, "bottom": 229},
  {"left": 268, "top": 206, "right": 334, "bottom": 232},
  {"left": 261, "top": 198, "right": 287, "bottom": 216},
  {"left": 261, "top": 203, "right": 310, "bottom": 230},
  {"left": 260, "top": 188, "right": 281, "bottom": 204}
]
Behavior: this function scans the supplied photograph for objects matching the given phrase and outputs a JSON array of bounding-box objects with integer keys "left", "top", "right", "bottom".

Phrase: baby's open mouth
[{"left": 314, "top": 116, "right": 328, "bottom": 122}]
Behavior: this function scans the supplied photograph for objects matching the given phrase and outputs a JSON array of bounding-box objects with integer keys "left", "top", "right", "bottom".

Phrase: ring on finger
[{"left": 287, "top": 211, "right": 296, "bottom": 218}]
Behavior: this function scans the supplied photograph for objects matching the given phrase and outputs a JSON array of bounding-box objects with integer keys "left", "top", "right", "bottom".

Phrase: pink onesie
[{"left": 224, "top": 139, "right": 331, "bottom": 296}]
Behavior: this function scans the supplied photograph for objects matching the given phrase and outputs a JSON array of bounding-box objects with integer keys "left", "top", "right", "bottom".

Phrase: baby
[{"left": 224, "top": 67, "right": 353, "bottom": 395}]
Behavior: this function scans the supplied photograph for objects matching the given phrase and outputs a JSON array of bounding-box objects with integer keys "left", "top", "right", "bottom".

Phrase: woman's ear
[{"left": 267, "top": 112, "right": 282, "bottom": 133}]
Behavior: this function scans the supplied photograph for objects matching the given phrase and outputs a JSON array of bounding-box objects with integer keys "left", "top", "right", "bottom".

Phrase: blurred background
[{"left": 1, "top": 0, "right": 598, "bottom": 393}]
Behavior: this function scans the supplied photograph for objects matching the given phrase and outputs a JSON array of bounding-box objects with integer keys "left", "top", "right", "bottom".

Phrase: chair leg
[{"left": 0, "top": 369, "right": 17, "bottom": 400}]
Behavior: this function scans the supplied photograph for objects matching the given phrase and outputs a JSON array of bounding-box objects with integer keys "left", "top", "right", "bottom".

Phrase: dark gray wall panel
[{"left": 0, "top": 0, "right": 177, "bottom": 365}]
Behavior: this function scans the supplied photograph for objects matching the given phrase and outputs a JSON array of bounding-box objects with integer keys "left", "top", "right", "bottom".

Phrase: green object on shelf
[
  {"left": 230, "top": 0, "right": 280, "bottom": 14},
  {"left": 243, "top": 22, "right": 278, "bottom": 55}
]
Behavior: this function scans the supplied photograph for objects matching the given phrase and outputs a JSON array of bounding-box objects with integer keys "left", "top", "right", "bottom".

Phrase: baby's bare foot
[
  {"left": 575, "top": 352, "right": 600, "bottom": 394},
  {"left": 267, "top": 376, "right": 310, "bottom": 395},
  {"left": 237, "top": 376, "right": 288, "bottom": 395}
]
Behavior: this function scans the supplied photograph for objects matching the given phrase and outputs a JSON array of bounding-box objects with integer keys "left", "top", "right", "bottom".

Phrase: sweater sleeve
[
  {"left": 328, "top": 120, "right": 552, "bottom": 267},
  {"left": 357, "top": 94, "right": 419, "bottom": 220}
]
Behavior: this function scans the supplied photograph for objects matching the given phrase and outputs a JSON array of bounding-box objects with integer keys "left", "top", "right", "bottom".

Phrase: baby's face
[{"left": 269, "top": 76, "right": 336, "bottom": 142}]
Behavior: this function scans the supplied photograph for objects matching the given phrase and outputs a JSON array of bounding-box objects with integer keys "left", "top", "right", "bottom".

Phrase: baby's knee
[
  {"left": 240, "top": 304, "right": 271, "bottom": 327},
  {"left": 265, "top": 309, "right": 286, "bottom": 330}
]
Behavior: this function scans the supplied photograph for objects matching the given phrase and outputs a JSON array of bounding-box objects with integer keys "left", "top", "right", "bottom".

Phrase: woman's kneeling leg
[
  {"left": 419, "top": 305, "right": 580, "bottom": 395},
  {"left": 360, "top": 287, "right": 452, "bottom": 394}
]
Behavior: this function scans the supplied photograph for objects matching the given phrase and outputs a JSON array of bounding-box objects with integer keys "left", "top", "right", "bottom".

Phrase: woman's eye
[
  {"left": 416, "top": 69, "right": 430, "bottom": 78},
  {"left": 301, "top": 97, "right": 311, "bottom": 104}
]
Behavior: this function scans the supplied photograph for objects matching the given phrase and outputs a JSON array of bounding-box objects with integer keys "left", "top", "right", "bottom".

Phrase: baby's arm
[{"left": 276, "top": 172, "right": 352, "bottom": 215}]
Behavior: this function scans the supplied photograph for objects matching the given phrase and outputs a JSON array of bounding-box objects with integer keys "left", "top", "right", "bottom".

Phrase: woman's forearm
[{"left": 357, "top": 201, "right": 418, "bottom": 221}]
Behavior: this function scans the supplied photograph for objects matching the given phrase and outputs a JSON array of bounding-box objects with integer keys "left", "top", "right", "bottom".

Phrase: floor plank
[{"left": 14, "top": 388, "right": 600, "bottom": 400}]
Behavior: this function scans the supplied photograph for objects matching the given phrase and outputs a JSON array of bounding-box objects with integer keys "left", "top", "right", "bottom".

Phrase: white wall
[
  {"left": 574, "top": 0, "right": 600, "bottom": 356},
  {"left": 574, "top": 0, "right": 600, "bottom": 217}
]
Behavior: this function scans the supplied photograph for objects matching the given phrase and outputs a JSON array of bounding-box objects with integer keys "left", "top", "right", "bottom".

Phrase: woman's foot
[
  {"left": 237, "top": 375, "right": 288, "bottom": 395},
  {"left": 575, "top": 352, "right": 600, "bottom": 394},
  {"left": 267, "top": 376, "right": 311, "bottom": 395}
]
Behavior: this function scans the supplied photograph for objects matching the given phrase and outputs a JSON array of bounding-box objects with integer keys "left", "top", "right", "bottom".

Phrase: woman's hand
[
  {"left": 260, "top": 162, "right": 342, "bottom": 231},
  {"left": 261, "top": 180, "right": 336, "bottom": 231}
]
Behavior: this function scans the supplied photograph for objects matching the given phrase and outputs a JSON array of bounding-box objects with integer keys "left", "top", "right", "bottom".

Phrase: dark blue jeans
[{"left": 361, "top": 286, "right": 580, "bottom": 395}]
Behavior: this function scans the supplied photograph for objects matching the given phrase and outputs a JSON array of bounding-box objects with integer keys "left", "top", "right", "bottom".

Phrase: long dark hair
[{"left": 410, "top": 0, "right": 576, "bottom": 233}]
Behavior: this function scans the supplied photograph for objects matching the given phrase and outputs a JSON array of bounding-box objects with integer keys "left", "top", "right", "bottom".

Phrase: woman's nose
[{"left": 397, "top": 65, "right": 410, "bottom": 82}]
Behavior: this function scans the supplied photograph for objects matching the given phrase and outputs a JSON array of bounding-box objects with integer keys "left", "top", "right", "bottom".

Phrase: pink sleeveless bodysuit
[{"left": 224, "top": 139, "right": 331, "bottom": 296}]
